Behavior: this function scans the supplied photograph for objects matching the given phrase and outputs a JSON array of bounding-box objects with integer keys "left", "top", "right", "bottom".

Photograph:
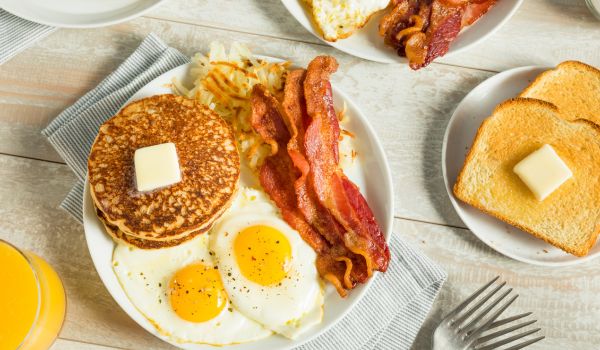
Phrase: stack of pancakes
[{"left": 88, "top": 94, "right": 240, "bottom": 249}]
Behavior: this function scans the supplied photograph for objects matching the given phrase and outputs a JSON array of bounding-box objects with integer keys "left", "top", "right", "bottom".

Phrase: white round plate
[
  {"left": 281, "top": 0, "right": 523, "bottom": 63},
  {"left": 443, "top": 65, "right": 600, "bottom": 266},
  {"left": 0, "top": 0, "right": 166, "bottom": 28},
  {"left": 82, "top": 60, "right": 394, "bottom": 349}
]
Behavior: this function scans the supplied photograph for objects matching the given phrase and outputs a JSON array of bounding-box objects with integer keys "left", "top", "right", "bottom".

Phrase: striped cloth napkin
[
  {"left": 0, "top": 9, "right": 56, "bottom": 65},
  {"left": 42, "top": 33, "right": 447, "bottom": 350}
]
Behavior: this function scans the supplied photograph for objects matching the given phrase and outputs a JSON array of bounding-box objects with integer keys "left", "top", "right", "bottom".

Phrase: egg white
[
  {"left": 111, "top": 99, "right": 362, "bottom": 344},
  {"left": 210, "top": 188, "right": 325, "bottom": 339},
  {"left": 112, "top": 234, "right": 272, "bottom": 345},
  {"left": 308, "top": 0, "right": 390, "bottom": 41}
]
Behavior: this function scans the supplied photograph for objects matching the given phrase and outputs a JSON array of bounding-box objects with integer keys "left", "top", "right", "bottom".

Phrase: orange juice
[{"left": 0, "top": 241, "right": 66, "bottom": 350}]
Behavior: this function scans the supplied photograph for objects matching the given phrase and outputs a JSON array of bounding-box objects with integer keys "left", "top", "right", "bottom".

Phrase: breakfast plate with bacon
[
  {"left": 282, "top": 0, "right": 523, "bottom": 69},
  {"left": 82, "top": 44, "right": 393, "bottom": 349}
]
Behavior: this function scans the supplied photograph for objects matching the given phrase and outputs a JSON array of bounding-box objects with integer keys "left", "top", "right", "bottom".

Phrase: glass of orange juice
[{"left": 0, "top": 240, "right": 66, "bottom": 350}]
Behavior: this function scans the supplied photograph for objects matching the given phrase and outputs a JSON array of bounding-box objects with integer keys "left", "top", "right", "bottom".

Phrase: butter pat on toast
[
  {"left": 454, "top": 98, "right": 600, "bottom": 256},
  {"left": 520, "top": 61, "right": 600, "bottom": 125}
]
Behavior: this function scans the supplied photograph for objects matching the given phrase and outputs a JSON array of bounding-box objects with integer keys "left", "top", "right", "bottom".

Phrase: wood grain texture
[
  {"left": 399, "top": 218, "right": 600, "bottom": 350},
  {"left": 1, "top": 153, "right": 599, "bottom": 350},
  {"left": 0, "top": 16, "right": 490, "bottom": 227},
  {"left": 2, "top": 1, "right": 600, "bottom": 349},
  {"left": 146, "top": 0, "right": 600, "bottom": 71},
  {"left": 51, "top": 339, "right": 121, "bottom": 350}
]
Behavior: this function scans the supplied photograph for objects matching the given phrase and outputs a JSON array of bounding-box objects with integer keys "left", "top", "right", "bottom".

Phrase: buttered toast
[
  {"left": 454, "top": 98, "right": 600, "bottom": 257},
  {"left": 519, "top": 61, "right": 600, "bottom": 125}
]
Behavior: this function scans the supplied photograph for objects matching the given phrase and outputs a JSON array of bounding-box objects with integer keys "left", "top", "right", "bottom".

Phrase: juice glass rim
[{"left": 0, "top": 239, "right": 43, "bottom": 350}]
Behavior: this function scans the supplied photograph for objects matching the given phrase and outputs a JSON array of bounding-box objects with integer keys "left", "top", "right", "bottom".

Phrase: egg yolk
[
  {"left": 234, "top": 225, "right": 292, "bottom": 286},
  {"left": 168, "top": 263, "right": 227, "bottom": 323}
]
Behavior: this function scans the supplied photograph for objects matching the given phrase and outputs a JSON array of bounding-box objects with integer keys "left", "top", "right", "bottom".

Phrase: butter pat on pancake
[
  {"left": 88, "top": 94, "right": 240, "bottom": 242},
  {"left": 112, "top": 234, "right": 271, "bottom": 345},
  {"left": 134, "top": 142, "right": 182, "bottom": 192}
]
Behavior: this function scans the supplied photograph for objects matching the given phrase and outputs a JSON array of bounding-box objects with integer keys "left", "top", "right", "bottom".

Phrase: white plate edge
[
  {"left": 280, "top": 0, "right": 524, "bottom": 64},
  {"left": 0, "top": 0, "right": 167, "bottom": 28}
]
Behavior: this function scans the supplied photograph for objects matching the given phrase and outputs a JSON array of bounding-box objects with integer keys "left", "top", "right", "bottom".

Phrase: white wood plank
[
  {"left": 51, "top": 338, "right": 122, "bottom": 350},
  {"left": 440, "top": 0, "right": 600, "bottom": 71},
  {"left": 1, "top": 1, "right": 599, "bottom": 350},
  {"left": 1, "top": 154, "right": 599, "bottom": 349},
  {"left": 146, "top": 0, "right": 600, "bottom": 71},
  {"left": 396, "top": 219, "right": 600, "bottom": 350},
  {"left": 0, "top": 17, "right": 493, "bottom": 227},
  {"left": 145, "top": 0, "right": 316, "bottom": 44}
]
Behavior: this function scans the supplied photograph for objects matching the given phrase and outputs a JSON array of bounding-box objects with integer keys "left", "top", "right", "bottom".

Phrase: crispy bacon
[
  {"left": 462, "top": 0, "right": 496, "bottom": 26},
  {"left": 303, "top": 56, "right": 390, "bottom": 275},
  {"left": 282, "top": 69, "right": 369, "bottom": 286},
  {"left": 251, "top": 85, "right": 357, "bottom": 296},
  {"left": 379, "top": 0, "right": 416, "bottom": 46},
  {"left": 250, "top": 56, "right": 390, "bottom": 295},
  {"left": 411, "top": 0, "right": 462, "bottom": 69},
  {"left": 284, "top": 70, "right": 346, "bottom": 248},
  {"left": 380, "top": 0, "right": 496, "bottom": 69},
  {"left": 250, "top": 86, "right": 322, "bottom": 249},
  {"left": 380, "top": 0, "right": 428, "bottom": 55},
  {"left": 439, "top": 0, "right": 469, "bottom": 5}
]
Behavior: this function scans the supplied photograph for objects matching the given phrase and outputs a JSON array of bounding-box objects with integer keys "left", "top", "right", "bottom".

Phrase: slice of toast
[
  {"left": 454, "top": 98, "right": 600, "bottom": 256},
  {"left": 519, "top": 61, "right": 600, "bottom": 125}
]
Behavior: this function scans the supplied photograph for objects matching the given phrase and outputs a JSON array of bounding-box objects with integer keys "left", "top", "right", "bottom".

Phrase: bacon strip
[
  {"left": 380, "top": 0, "right": 496, "bottom": 69},
  {"left": 379, "top": 0, "right": 422, "bottom": 52},
  {"left": 282, "top": 69, "right": 369, "bottom": 286},
  {"left": 284, "top": 70, "right": 346, "bottom": 248},
  {"left": 251, "top": 85, "right": 323, "bottom": 252},
  {"left": 250, "top": 57, "right": 390, "bottom": 294},
  {"left": 303, "top": 56, "right": 390, "bottom": 275},
  {"left": 411, "top": 0, "right": 462, "bottom": 70},
  {"left": 250, "top": 85, "right": 354, "bottom": 296}
]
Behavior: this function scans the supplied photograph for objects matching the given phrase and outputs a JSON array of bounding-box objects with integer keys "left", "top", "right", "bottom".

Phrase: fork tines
[{"left": 447, "top": 276, "right": 545, "bottom": 349}]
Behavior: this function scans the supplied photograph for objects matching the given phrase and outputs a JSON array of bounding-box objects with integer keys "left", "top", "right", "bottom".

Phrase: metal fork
[{"left": 432, "top": 276, "right": 545, "bottom": 350}]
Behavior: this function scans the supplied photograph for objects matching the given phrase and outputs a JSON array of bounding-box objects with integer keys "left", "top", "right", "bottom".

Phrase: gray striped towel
[
  {"left": 0, "top": 9, "right": 56, "bottom": 65},
  {"left": 42, "top": 33, "right": 446, "bottom": 350}
]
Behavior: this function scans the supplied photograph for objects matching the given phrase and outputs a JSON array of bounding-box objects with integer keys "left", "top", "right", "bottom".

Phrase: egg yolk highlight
[
  {"left": 168, "top": 263, "right": 227, "bottom": 323},
  {"left": 234, "top": 225, "right": 292, "bottom": 286}
]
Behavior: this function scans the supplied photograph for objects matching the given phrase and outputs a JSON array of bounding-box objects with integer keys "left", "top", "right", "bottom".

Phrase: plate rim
[
  {"left": 83, "top": 58, "right": 394, "bottom": 349},
  {"left": 280, "top": 0, "right": 524, "bottom": 64},
  {"left": 0, "top": 0, "right": 167, "bottom": 28},
  {"left": 441, "top": 64, "right": 600, "bottom": 267}
]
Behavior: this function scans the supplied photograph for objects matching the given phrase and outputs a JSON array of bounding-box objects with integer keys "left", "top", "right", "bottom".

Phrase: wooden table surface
[{"left": 1, "top": 1, "right": 600, "bottom": 349}]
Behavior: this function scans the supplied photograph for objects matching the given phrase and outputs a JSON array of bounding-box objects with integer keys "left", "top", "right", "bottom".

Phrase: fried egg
[
  {"left": 112, "top": 234, "right": 272, "bottom": 345},
  {"left": 307, "top": 0, "right": 391, "bottom": 41},
  {"left": 210, "top": 187, "right": 324, "bottom": 339}
]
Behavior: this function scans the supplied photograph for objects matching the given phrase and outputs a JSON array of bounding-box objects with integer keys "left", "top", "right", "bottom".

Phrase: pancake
[
  {"left": 96, "top": 208, "right": 206, "bottom": 249},
  {"left": 89, "top": 94, "right": 240, "bottom": 241}
]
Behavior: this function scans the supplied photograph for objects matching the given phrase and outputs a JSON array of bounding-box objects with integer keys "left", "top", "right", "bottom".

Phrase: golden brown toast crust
[
  {"left": 519, "top": 61, "right": 600, "bottom": 125},
  {"left": 88, "top": 94, "right": 240, "bottom": 241},
  {"left": 519, "top": 61, "right": 600, "bottom": 99},
  {"left": 453, "top": 98, "right": 600, "bottom": 257}
]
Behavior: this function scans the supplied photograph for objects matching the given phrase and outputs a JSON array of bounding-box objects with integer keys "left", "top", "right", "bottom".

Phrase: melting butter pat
[
  {"left": 134, "top": 142, "right": 181, "bottom": 192},
  {"left": 513, "top": 144, "right": 572, "bottom": 201}
]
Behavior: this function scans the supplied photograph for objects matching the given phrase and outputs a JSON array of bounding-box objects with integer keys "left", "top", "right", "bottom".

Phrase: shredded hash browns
[{"left": 172, "top": 42, "right": 290, "bottom": 168}]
